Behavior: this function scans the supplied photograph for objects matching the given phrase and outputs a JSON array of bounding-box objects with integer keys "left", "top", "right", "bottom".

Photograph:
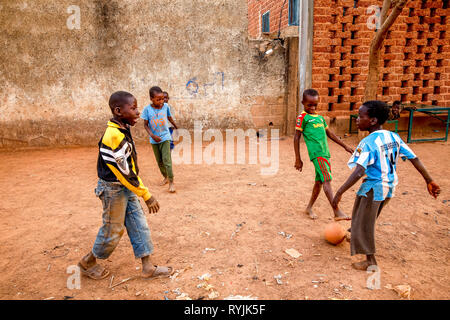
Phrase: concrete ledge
[
  {"left": 0, "top": 117, "right": 263, "bottom": 149},
  {"left": 2, "top": 114, "right": 445, "bottom": 149}
]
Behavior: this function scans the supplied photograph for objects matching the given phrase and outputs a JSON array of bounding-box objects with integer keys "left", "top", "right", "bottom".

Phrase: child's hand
[
  {"left": 345, "top": 146, "right": 354, "bottom": 154},
  {"left": 145, "top": 196, "right": 160, "bottom": 214},
  {"left": 152, "top": 135, "right": 162, "bottom": 143},
  {"left": 295, "top": 159, "right": 303, "bottom": 172},
  {"left": 427, "top": 181, "right": 441, "bottom": 199}
]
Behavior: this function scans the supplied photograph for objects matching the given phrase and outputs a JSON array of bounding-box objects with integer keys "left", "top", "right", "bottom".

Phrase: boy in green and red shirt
[{"left": 294, "top": 89, "right": 354, "bottom": 220}]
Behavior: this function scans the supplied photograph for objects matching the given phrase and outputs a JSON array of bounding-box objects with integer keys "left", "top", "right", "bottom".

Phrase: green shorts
[{"left": 312, "top": 157, "right": 332, "bottom": 182}]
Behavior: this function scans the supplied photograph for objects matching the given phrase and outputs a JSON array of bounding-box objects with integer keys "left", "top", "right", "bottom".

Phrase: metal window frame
[
  {"left": 288, "top": 0, "right": 299, "bottom": 26},
  {"left": 262, "top": 11, "right": 270, "bottom": 33}
]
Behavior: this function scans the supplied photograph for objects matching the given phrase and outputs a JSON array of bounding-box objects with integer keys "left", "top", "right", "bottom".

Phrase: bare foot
[
  {"left": 159, "top": 178, "right": 169, "bottom": 186},
  {"left": 352, "top": 260, "right": 375, "bottom": 271},
  {"left": 305, "top": 207, "right": 318, "bottom": 220},
  {"left": 334, "top": 209, "right": 351, "bottom": 221},
  {"left": 169, "top": 181, "right": 176, "bottom": 193}
]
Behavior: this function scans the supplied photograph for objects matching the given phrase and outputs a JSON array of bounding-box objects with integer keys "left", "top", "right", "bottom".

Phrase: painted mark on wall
[
  {"left": 186, "top": 77, "right": 199, "bottom": 95},
  {"left": 186, "top": 72, "right": 225, "bottom": 98}
]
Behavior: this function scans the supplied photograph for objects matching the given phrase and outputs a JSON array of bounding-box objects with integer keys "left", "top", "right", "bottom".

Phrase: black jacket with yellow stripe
[{"left": 97, "top": 119, "right": 152, "bottom": 201}]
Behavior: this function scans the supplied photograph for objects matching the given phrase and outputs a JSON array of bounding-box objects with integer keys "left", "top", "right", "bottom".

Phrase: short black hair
[
  {"left": 392, "top": 100, "right": 401, "bottom": 106},
  {"left": 149, "top": 86, "right": 163, "bottom": 98},
  {"left": 163, "top": 91, "right": 168, "bottom": 95},
  {"left": 362, "top": 100, "right": 390, "bottom": 125},
  {"left": 108, "top": 91, "right": 134, "bottom": 113},
  {"left": 303, "top": 88, "right": 319, "bottom": 100}
]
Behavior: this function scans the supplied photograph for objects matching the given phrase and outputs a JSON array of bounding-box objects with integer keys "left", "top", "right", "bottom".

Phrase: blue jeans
[{"left": 92, "top": 179, "right": 154, "bottom": 259}]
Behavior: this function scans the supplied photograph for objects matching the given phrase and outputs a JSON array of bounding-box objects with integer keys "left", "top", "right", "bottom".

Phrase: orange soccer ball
[{"left": 324, "top": 222, "right": 346, "bottom": 245}]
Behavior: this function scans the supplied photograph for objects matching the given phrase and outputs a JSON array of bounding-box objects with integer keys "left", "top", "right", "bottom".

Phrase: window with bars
[{"left": 289, "top": 0, "right": 299, "bottom": 26}]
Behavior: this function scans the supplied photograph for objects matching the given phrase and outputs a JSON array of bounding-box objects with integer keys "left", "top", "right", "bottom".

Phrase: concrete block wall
[
  {"left": 312, "top": 0, "right": 450, "bottom": 117},
  {"left": 250, "top": 95, "right": 286, "bottom": 132},
  {"left": 0, "top": 0, "right": 287, "bottom": 148}
]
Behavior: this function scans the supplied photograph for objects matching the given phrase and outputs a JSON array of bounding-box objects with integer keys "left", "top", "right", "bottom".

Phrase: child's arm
[
  {"left": 143, "top": 120, "right": 152, "bottom": 136},
  {"left": 293, "top": 130, "right": 303, "bottom": 172},
  {"left": 100, "top": 128, "right": 158, "bottom": 212},
  {"left": 397, "top": 137, "right": 440, "bottom": 198},
  {"left": 332, "top": 164, "right": 366, "bottom": 208},
  {"left": 326, "top": 128, "right": 354, "bottom": 154},
  {"left": 143, "top": 120, "right": 161, "bottom": 142},
  {"left": 168, "top": 116, "right": 178, "bottom": 130},
  {"left": 408, "top": 157, "right": 441, "bottom": 198}
]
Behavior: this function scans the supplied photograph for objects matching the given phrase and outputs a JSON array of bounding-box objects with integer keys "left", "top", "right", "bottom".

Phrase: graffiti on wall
[{"left": 186, "top": 72, "right": 225, "bottom": 98}]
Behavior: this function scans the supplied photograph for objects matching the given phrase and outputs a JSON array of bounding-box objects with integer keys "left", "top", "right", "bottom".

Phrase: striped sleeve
[
  {"left": 100, "top": 127, "right": 152, "bottom": 201},
  {"left": 397, "top": 136, "right": 416, "bottom": 161},
  {"left": 348, "top": 140, "right": 374, "bottom": 169},
  {"left": 295, "top": 113, "right": 306, "bottom": 131}
]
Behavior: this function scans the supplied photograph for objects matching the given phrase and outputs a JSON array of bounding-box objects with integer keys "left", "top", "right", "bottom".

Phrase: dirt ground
[{"left": 0, "top": 135, "right": 449, "bottom": 300}]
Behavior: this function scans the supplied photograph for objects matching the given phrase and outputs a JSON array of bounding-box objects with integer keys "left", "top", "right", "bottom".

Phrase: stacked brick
[
  {"left": 248, "top": 0, "right": 292, "bottom": 39},
  {"left": 312, "top": 0, "right": 450, "bottom": 117}
]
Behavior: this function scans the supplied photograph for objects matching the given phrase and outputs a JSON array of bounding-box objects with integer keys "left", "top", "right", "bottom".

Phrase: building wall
[
  {"left": 248, "top": 0, "right": 293, "bottom": 39},
  {"left": 313, "top": 0, "right": 450, "bottom": 117},
  {"left": 0, "top": 0, "right": 287, "bottom": 147},
  {"left": 248, "top": 0, "right": 450, "bottom": 133}
]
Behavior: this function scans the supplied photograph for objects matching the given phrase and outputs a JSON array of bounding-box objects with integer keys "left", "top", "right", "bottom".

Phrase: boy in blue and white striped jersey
[{"left": 332, "top": 100, "right": 441, "bottom": 271}]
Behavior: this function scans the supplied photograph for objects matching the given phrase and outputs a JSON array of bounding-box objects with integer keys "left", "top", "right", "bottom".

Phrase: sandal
[
  {"left": 142, "top": 265, "right": 174, "bottom": 279},
  {"left": 351, "top": 261, "right": 375, "bottom": 271},
  {"left": 78, "top": 262, "right": 110, "bottom": 280}
]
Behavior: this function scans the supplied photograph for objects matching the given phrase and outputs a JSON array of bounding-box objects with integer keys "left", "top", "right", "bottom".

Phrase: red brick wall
[
  {"left": 248, "top": 0, "right": 292, "bottom": 39},
  {"left": 312, "top": 0, "right": 450, "bottom": 117}
]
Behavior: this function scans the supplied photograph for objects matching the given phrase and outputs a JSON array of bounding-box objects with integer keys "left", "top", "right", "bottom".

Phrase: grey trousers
[{"left": 350, "top": 189, "right": 390, "bottom": 256}]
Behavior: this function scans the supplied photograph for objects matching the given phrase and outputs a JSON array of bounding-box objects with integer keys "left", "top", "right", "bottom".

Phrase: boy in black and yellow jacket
[{"left": 78, "top": 91, "right": 173, "bottom": 280}]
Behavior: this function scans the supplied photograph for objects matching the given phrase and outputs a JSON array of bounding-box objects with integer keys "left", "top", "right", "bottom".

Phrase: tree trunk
[
  {"left": 363, "top": 0, "right": 409, "bottom": 102},
  {"left": 360, "top": 0, "right": 409, "bottom": 138},
  {"left": 365, "top": 47, "right": 381, "bottom": 101}
]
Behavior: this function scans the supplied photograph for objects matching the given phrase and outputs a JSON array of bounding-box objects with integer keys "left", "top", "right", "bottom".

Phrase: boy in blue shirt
[
  {"left": 333, "top": 100, "right": 440, "bottom": 271},
  {"left": 163, "top": 91, "right": 175, "bottom": 151},
  {"left": 142, "top": 86, "right": 178, "bottom": 193}
]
